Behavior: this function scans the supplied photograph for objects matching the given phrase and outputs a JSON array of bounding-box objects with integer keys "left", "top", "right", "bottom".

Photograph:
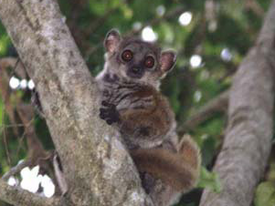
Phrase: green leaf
[
  {"left": 197, "top": 166, "right": 222, "bottom": 193},
  {"left": 254, "top": 182, "right": 275, "bottom": 206},
  {"left": 0, "top": 34, "right": 10, "bottom": 56},
  {"left": 120, "top": 4, "right": 133, "bottom": 19},
  {"left": 88, "top": 0, "right": 108, "bottom": 16}
]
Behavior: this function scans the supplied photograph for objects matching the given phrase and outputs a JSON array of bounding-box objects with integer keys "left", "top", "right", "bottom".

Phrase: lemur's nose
[
  {"left": 132, "top": 67, "right": 140, "bottom": 73},
  {"left": 127, "top": 66, "right": 143, "bottom": 79}
]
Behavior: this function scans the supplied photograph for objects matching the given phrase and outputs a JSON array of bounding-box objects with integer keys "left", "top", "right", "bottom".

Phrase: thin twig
[
  {"left": 15, "top": 117, "right": 35, "bottom": 158},
  {"left": 2, "top": 160, "right": 31, "bottom": 181},
  {"left": 2, "top": 104, "right": 11, "bottom": 166}
]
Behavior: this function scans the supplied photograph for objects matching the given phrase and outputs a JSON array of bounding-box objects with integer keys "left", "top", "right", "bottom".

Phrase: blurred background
[{"left": 0, "top": 0, "right": 274, "bottom": 205}]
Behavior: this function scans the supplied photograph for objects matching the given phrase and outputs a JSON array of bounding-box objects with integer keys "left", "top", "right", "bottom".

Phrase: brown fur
[
  {"left": 119, "top": 86, "right": 174, "bottom": 143},
  {"left": 97, "top": 29, "right": 201, "bottom": 206},
  {"left": 131, "top": 135, "right": 200, "bottom": 193}
]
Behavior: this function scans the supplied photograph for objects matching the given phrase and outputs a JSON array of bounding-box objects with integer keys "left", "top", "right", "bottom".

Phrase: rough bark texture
[
  {"left": 199, "top": 1, "right": 275, "bottom": 206},
  {"left": 0, "top": 179, "right": 61, "bottom": 206},
  {"left": 0, "top": 1, "right": 152, "bottom": 206}
]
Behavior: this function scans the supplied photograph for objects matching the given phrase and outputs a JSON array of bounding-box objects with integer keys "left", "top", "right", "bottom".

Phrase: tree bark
[
  {"left": 0, "top": 1, "right": 152, "bottom": 206},
  {"left": 0, "top": 179, "right": 61, "bottom": 206},
  {"left": 199, "top": 1, "right": 275, "bottom": 206}
]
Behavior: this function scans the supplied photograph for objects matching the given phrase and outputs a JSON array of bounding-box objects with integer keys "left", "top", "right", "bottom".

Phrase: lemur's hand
[{"left": 99, "top": 101, "right": 120, "bottom": 125}]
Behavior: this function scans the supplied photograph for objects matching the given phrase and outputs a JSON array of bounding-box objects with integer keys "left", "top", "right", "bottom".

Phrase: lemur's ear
[
  {"left": 160, "top": 50, "right": 177, "bottom": 75},
  {"left": 104, "top": 29, "right": 121, "bottom": 53}
]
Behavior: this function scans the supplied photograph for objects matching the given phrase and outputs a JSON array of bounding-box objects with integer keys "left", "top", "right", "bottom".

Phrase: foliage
[
  {"left": 197, "top": 167, "right": 222, "bottom": 193},
  {"left": 254, "top": 162, "right": 275, "bottom": 206},
  {"left": 0, "top": 0, "right": 274, "bottom": 205},
  {"left": 254, "top": 182, "right": 275, "bottom": 206}
]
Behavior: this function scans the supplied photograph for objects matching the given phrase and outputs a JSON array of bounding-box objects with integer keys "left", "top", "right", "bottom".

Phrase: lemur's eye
[
  {"left": 144, "top": 56, "right": 155, "bottom": 68},
  {"left": 121, "top": 50, "right": 133, "bottom": 62}
]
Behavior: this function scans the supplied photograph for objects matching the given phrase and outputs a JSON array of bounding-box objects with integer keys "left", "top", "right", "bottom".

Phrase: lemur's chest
[{"left": 98, "top": 73, "right": 155, "bottom": 111}]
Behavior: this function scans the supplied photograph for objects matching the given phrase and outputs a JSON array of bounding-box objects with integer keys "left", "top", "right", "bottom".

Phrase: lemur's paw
[{"left": 99, "top": 101, "right": 120, "bottom": 125}]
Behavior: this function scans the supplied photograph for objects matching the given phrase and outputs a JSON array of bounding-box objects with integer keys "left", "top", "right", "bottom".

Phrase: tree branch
[
  {"left": 0, "top": 57, "right": 26, "bottom": 136},
  {"left": 0, "top": 179, "right": 61, "bottom": 206},
  {"left": 178, "top": 90, "right": 229, "bottom": 134},
  {"left": 199, "top": 0, "right": 275, "bottom": 205},
  {"left": 2, "top": 160, "right": 31, "bottom": 181},
  {"left": 0, "top": 1, "right": 151, "bottom": 206}
]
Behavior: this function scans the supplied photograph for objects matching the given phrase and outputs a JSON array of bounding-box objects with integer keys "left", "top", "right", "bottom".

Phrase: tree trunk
[
  {"left": 0, "top": 0, "right": 152, "bottom": 206},
  {"left": 199, "top": 0, "right": 275, "bottom": 206}
]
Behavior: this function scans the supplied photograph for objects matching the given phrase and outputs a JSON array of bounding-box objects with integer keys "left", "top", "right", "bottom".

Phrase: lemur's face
[
  {"left": 104, "top": 29, "right": 177, "bottom": 86},
  {"left": 117, "top": 40, "right": 159, "bottom": 80}
]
